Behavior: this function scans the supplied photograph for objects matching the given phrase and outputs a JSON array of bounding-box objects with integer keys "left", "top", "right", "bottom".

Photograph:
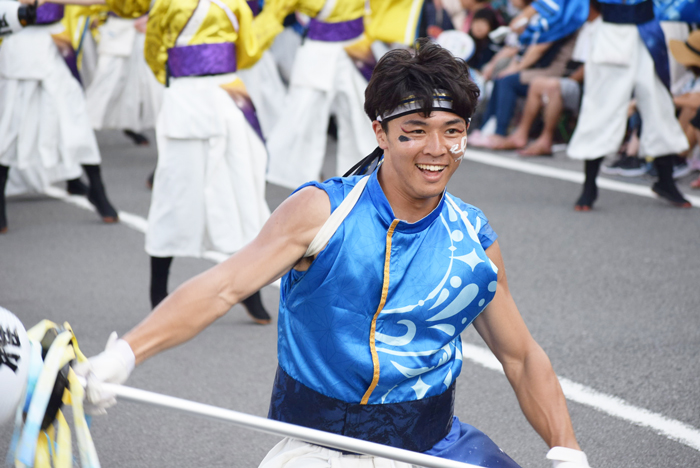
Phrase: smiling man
[{"left": 80, "top": 40, "right": 590, "bottom": 468}]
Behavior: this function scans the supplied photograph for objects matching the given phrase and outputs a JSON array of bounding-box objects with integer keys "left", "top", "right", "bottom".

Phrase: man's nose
[{"left": 424, "top": 132, "right": 445, "bottom": 156}]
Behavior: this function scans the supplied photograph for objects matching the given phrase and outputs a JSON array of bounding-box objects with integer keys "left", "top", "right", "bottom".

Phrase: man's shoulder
[
  {"left": 443, "top": 192, "right": 498, "bottom": 248},
  {"left": 444, "top": 192, "right": 490, "bottom": 221},
  {"left": 292, "top": 175, "right": 366, "bottom": 211}
]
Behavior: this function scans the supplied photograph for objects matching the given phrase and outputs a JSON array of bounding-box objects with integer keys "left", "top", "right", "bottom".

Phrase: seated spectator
[
  {"left": 420, "top": 0, "right": 456, "bottom": 39},
  {"left": 600, "top": 103, "right": 648, "bottom": 177},
  {"left": 669, "top": 30, "right": 700, "bottom": 187},
  {"left": 469, "top": 38, "right": 579, "bottom": 147},
  {"left": 690, "top": 108, "right": 700, "bottom": 188},
  {"left": 491, "top": 4, "right": 600, "bottom": 155},
  {"left": 468, "top": 7, "right": 503, "bottom": 71},
  {"left": 460, "top": 0, "right": 504, "bottom": 36}
]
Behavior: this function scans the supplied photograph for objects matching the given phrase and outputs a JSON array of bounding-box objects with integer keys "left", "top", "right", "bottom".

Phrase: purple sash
[
  {"left": 168, "top": 43, "right": 237, "bottom": 78},
  {"left": 307, "top": 17, "right": 363, "bottom": 42},
  {"left": 35, "top": 4, "right": 64, "bottom": 25}
]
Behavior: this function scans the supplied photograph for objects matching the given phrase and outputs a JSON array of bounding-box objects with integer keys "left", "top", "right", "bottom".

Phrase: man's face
[{"left": 373, "top": 111, "right": 468, "bottom": 203}]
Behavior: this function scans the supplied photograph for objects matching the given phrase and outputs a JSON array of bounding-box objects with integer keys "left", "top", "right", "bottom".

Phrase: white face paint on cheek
[{"left": 450, "top": 136, "right": 467, "bottom": 162}]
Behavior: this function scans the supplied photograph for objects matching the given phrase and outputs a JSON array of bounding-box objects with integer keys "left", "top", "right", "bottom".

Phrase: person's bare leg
[
  {"left": 678, "top": 106, "right": 697, "bottom": 156},
  {"left": 520, "top": 79, "right": 564, "bottom": 156},
  {"left": 492, "top": 78, "right": 549, "bottom": 150}
]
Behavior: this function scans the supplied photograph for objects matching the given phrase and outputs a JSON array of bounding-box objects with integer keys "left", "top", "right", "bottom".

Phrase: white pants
[
  {"left": 238, "top": 51, "right": 287, "bottom": 138},
  {"left": 145, "top": 74, "right": 270, "bottom": 258},
  {"left": 568, "top": 22, "right": 688, "bottom": 160},
  {"left": 0, "top": 25, "right": 100, "bottom": 195},
  {"left": 265, "top": 39, "right": 377, "bottom": 190},
  {"left": 269, "top": 27, "right": 302, "bottom": 83},
  {"left": 86, "top": 18, "right": 163, "bottom": 131},
  {"left": 259, "top": 439, "right": 414, "bottom": 468}
]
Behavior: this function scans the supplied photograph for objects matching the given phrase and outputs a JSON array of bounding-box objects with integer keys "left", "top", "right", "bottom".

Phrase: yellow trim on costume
[{"left": 361, "top": 219, "right": 400, "bottom": 405}]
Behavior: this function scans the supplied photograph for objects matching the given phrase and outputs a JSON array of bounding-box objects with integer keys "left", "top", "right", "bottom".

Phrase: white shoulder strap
[
  {"left": 316, "top": 0, "right": 338, "bottom": 21},
  {"left": 304, "top": 176, "right": 369, "bottom": 258}
]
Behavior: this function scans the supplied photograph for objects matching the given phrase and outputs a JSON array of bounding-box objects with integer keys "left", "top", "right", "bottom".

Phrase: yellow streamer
[
  {"left": 55, "top": 411, "right": 72, "bottom": 468},
  {"left": 11, "top": 321, "right": 101, "bottom": 468},
  {"left": 34, "top": 433, "right": 51, "bottom": 468}
]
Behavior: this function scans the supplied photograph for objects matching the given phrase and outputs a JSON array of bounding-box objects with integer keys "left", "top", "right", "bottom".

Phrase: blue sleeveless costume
[{"left": 268, "top": 170, "right": 521, "bottom": 467}]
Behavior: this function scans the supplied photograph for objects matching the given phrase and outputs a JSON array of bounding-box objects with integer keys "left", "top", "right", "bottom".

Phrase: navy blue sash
[{"left": 268, "top": 366, "right": 455, "bottom": 453}]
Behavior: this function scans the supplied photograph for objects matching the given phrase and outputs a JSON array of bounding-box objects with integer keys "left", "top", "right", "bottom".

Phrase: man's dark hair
[{"left": 364, "top": 38, "right": 480, "bottom": 130}]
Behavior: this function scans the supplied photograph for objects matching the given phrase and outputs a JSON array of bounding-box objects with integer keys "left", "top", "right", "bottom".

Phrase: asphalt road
[{"left": 1, "top": 130, "right": 699, "bottom": 467}]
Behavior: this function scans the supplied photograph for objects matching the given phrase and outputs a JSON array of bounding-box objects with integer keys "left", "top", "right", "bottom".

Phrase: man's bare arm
[
  {"left": 123, "top": 186, "right": 331, "bottom": 365},
  {"left": 473, "top": 241, "right": 580, "bottom": 450}
]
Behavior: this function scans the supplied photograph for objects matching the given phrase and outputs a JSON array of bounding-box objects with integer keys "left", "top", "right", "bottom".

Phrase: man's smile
[{"left": 415, "top": 163, "right": 447, "bottom": 172}]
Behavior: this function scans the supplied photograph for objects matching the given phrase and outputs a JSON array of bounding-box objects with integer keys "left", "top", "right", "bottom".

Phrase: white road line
[
  {"left": 462, "top": 343, "right": 700, "bottom": 452},
  {"left": 464, "top": 149, "right": 700, "bottom": 207},
  {"left": 47, "top": 175, "right": 700, "bottom": 451},
  {"left": 44, "top": 187, "right": 276, "bottom": 283}
]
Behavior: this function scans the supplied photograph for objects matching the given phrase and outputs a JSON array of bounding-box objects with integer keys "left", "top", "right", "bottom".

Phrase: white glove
[
  {"left": 547, "top": 447, "right": 591, "bottom": 468},
  {"left": 74, "top": 332, "right": 135, "bottom": 415}
]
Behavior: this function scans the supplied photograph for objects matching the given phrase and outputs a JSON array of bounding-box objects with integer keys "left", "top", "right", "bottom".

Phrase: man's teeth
[{"left": 416, "top": 164, "right": 445, "bottom": 172}]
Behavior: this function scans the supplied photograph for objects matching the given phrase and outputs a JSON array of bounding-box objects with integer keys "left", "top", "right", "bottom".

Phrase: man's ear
[{"left": 372, "top": 120, "right": 389, "bottom": 150}]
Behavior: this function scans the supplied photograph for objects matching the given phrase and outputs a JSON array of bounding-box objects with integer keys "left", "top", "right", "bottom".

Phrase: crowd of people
[
  {"left": 428, "top": 0, "right": 699, "bottom": 208},
  {"left": 1, "top": 0, "right": 699, "bottom": 466}
]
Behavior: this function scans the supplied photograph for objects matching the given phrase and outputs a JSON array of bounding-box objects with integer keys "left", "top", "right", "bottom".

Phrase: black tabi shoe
[
  {"left": 652, "top": 155, "right": 693, "bottom": 208},
  {"left": 66, "top": 178, "right": 90, "bottom": 195},
  {"left": 651, "top": 182, "right": 692, "bottom": 208},
  {"left": 574, "top": 158, "right": 603, "bottom": 211},
  {"left": 242, "top": 291, "right": 272, "bottom": 325},
  {"left": 574, "top": 186, "right": 597, "bottom": 211},
  {"left": 83, "top": 165, "right": 119, "bottom": 223}
]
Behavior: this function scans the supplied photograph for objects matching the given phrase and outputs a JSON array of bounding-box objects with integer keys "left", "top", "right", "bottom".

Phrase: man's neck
[{"left": 377, "top": 170, "right": 442, "bottom": 224}]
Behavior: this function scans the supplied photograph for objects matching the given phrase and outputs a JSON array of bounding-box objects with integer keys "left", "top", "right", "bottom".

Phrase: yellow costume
[
  {"left": 257, "top": 0, "right": 376, "bottom": 190},
  {"left": 364, "top": 0, "right": 424, "bottom": 46},
  {"left": 133, "top": 0, "right": 270, "bottom": 258}
]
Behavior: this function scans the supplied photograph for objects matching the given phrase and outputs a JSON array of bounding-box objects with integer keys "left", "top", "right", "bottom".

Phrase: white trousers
[
  {"left": 265, "top": 39, "right": 376, "bottom": 190},
  {"left": 0, "top": 25, "right": 100, "bottom": 195},
  {"left": 238, "top": 50, "right": 287, "bottom": 138},
  {"left": 259, "top": 439, "right": 414, "bottom": 468},
  {"left": 86, "top": 18, "right": 163, "bottom": 131},
  {"left": 145, "top": 74, "right": 270, "bottom": 258},
  {"left": 567, "top": 22, "right": 688, "bottom": 160}
]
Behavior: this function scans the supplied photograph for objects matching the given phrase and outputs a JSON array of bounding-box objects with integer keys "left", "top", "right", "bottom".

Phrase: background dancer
[
  {"left": 78, "top": 41, "right": 591, "bottom": 468},
  {"left": 86, "top": 12, "right": 163, "bottom": 146},
  {"left": 140, "top": 0, "right": 271, "bottom": 322},
  {"left": 566, "top": 0, "right": 691, "bottom": 210},
  {"left": 0, "top": 1, "right": 119, "bottom": 233},
  {"left": 255, "top": 0, "right": 377, "bottom": 189},
  {"left": 30, "top": 0, "right": 272, "bottom": 319}
]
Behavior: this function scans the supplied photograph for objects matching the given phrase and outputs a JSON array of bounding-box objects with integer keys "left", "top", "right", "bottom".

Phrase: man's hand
[
  {"left": 134, "top": 14, "right": 148, "bottom": 33},
  {"left": 74, "top": 332, "right": 135, "bottom": 415},
  {"left": 547, "top": 447, "right": 591, "bottom": 468},
  {"left": 497, "top": 61, "right": 520, "bottom": 78}
]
